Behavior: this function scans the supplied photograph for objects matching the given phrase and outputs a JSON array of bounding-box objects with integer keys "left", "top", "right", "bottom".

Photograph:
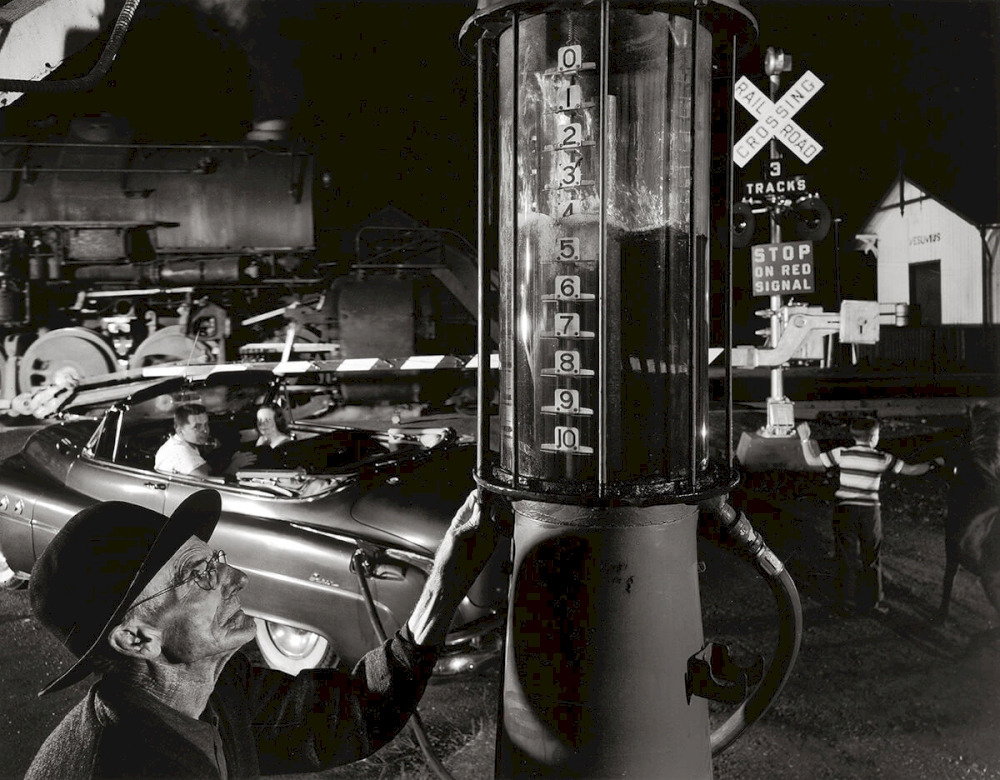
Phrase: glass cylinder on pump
[{"left": 474, "top": 2, "right": 750, "bottom": 504}]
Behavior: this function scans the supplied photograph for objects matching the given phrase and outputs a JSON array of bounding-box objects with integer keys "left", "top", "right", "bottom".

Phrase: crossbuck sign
[{"left": 733, "top": 71, "right": 824, "bottom": 168}]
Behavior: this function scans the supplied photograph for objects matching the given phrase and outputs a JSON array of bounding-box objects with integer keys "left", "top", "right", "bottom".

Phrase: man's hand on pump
[{"left": 405, "top": 489, "right": 510, "bottom": 648}]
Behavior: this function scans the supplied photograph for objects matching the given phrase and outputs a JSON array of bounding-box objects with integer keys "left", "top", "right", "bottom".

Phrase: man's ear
[{"left": 107, "top": 619, "right": 163, "bottom": 661}]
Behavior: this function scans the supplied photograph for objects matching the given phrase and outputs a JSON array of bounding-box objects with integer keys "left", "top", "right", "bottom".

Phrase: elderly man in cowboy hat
[{"left": 25, "top": 488, "right": 502, "bottom": 779}]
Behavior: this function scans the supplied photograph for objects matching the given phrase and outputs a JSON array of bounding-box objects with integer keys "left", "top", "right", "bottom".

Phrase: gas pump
[{"left": 461, "top": 1, "right": 803, "bottom": 777}]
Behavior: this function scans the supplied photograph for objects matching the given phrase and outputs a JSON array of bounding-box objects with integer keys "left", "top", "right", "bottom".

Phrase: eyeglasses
[{"left": 125, "top": 549, "right": 228, "bottom": 614}]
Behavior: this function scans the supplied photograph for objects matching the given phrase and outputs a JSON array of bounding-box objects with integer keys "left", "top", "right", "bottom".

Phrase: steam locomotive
[{"left": 0, "top": 116, "right": 482, "bottom": 406}]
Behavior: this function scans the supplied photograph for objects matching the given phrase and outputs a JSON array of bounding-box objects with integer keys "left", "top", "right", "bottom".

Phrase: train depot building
[{"left": 858, "top": 173, "right": 1000, "bottom": 327}]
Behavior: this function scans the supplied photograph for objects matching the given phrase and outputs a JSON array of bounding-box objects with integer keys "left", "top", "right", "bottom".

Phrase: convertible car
[{"left": 0, "top": 369, "right": 507, "bottom": 677}]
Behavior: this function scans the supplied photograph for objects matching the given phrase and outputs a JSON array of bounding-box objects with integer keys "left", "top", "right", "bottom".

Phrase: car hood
[{"left": 347, "top": 443, "right": 478, "bottom": 555}]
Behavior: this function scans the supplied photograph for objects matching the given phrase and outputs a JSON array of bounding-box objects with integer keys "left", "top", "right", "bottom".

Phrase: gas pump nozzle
[{"left": 700, "top": 495, "right": 786, "bottom": 579}]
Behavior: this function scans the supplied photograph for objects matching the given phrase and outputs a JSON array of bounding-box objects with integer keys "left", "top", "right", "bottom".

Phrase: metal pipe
[
  {"left": 476, "top": 36, "right": 489, "bottom": 480},
  {"left": 597, "top": 1, "right": 609, "bottom": 492},
  {"left": 725, "top": 33, "right": 737, "bottom": 467},
  {"left": 766, "top": 60, "right": 785, "bottom": 419},
  {"left": 0, "top": 141, "right": 302, "bottom": 155},
  {"left": 510, "top": 12, "right": 521, "bottom": 489},
  {"left": 688, "top": 6, "right": 701, "bottom": 489},
  {"left": 980, "top": 225, "right": 995, "bottom": 326},
  {"left": 0, "top": 167, "right": 212, "bottom": 175}
]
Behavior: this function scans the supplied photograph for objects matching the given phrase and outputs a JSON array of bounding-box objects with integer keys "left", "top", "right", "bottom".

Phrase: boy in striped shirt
[{"left": 798, "top": 418, "right": 943, "bottom": 616}]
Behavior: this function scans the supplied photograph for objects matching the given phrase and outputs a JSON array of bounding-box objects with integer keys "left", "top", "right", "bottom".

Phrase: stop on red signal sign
[{"left": 751, "top": 240, "right": 815, "bottom": 296}]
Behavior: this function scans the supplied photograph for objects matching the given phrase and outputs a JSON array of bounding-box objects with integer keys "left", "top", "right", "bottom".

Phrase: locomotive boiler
[{"left": 0, "top": 115, "right": 482, "bottom": 407}]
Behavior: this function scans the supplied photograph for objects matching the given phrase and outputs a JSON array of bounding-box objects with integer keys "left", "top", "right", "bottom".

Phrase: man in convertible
[
  {"left": 25, "top": 488, "right": 503, "bottom": 779},
  {"left": 155, "top": 403, "right": 257, "bottom": 477}
]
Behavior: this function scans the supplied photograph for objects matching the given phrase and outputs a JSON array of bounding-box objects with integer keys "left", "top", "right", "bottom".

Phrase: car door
[{"left": 61, "top": 406, "right": 168, "bottom": 517}]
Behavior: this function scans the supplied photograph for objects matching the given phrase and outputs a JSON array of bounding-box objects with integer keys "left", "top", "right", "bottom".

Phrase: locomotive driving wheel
[
  {"left": 18, "top": 327, "right": 119, "bottom": 393},
  {"left": 129, "top": 325, "right": 214, "bottom": 370}
]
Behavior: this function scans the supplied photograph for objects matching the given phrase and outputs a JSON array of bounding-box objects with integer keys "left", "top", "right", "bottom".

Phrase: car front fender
[{"left": 0, "top": 456, "right": 91, "bottom": 575}]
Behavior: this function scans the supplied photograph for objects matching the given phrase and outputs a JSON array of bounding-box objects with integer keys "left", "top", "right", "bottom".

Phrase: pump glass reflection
[{"left": 498, "top": 9, "right": 712, "bottom": 487}]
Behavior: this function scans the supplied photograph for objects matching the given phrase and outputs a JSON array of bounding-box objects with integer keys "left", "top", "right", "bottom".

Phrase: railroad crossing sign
[{"left": 733, "top": 71, "right": 824, "bottom": 168}]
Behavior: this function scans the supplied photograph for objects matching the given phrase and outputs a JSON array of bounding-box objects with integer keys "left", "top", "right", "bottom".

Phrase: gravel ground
[
  {"left": 336, "top": 413, "right": 1000, "bottom": 780},
  {"left": 4, "top": 413, "right": 1000, "bottom": 779}
]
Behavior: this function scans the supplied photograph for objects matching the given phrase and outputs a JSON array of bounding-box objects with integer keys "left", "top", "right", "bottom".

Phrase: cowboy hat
[{"left": 29, "top": 490, "right": 222, "bottom": 696}]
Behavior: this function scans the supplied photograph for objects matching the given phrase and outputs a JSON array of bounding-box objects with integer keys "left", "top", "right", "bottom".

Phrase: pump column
[{"left": 462, "top": 1, "right": 758, "bottom": 777}]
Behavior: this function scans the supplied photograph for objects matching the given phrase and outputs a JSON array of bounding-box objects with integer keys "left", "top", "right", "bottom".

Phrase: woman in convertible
[{"left": 253, "top": 404, "right": 294, "bottom": 468}]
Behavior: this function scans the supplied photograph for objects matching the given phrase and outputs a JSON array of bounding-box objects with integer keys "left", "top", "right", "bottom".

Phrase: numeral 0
[{"left": 557, "top": 45, "right": 582, "bottom": 72}]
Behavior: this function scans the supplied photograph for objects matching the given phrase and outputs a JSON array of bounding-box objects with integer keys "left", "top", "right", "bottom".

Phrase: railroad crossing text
[{"left": 751, "top": 240, "right": 815, "bottom": 297}]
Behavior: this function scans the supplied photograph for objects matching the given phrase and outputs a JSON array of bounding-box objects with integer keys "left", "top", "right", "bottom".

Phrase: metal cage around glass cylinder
[{"left": 465, "top": 0, "right": 757, "bottom": 505}]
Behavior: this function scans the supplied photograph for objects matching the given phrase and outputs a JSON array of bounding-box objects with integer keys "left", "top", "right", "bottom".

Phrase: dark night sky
[
  {"left": 744, "top": 0, "right": 1000, "bottom": 234},
  {"left": 3, "top": 0, "right": 997, "bottom": 254}
]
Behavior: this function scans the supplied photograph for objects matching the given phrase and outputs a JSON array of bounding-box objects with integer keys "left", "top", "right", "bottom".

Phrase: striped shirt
[{"left": 818, "top": 445, "right": 904, "bottom": 506}]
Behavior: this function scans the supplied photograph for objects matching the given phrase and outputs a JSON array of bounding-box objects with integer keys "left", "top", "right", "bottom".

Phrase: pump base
[{"left": 497, "top": 502, "right": 713, "bottom": 780}]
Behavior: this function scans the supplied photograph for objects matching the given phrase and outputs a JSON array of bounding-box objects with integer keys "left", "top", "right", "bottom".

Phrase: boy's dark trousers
[{"left": 832, "top": 502, "right": 883, "bottom": 613}]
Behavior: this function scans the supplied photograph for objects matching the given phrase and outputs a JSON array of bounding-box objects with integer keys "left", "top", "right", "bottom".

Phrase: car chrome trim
[
  {"left": 289, "top": 522, "right": 358, "bottom": 547},
  {"left": 83, "top": 413, "right": 108, "bottom": 457},
  {"left": 433, "top": 624, "right": 504, "bottom": 677},
  {"left": 383, "top": 547, "right": 434, "bottom": 576},
  {"left": 442, "top": 612, "right": 506, "bottom": 646},
  {"left": 291, "top": 523, "right": 435, "bottom": 576}
]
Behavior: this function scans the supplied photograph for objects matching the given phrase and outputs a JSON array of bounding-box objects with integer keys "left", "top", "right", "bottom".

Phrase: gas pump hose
[
  {"left": 701, "top": 497, "right": 804, "bottom": 756},
  {"left": 352, "top": 548, "right": 457, "bottom": 780}
]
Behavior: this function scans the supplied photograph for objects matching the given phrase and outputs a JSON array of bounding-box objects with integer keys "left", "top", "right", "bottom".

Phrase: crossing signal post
[
  {"left": 761, "top": 48, "right": 797, "bottom": 436},
  {"left": 731, "top": 48, "right": 831, "bottom": 439}
]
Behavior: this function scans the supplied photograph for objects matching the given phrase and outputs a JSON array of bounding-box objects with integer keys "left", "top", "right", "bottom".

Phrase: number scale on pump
[{"left": 537, "top": 43, "right": 598, "bottom": 458}]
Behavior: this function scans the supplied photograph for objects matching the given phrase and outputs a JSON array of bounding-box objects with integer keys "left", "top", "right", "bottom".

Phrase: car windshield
[{"left": 125, "top": 378, "right": 272, "bottom": 425}]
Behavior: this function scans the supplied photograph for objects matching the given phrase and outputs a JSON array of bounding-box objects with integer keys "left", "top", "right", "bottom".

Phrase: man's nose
[{"left": 222, "top": 561, "right": 249, "bottom": 594}]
